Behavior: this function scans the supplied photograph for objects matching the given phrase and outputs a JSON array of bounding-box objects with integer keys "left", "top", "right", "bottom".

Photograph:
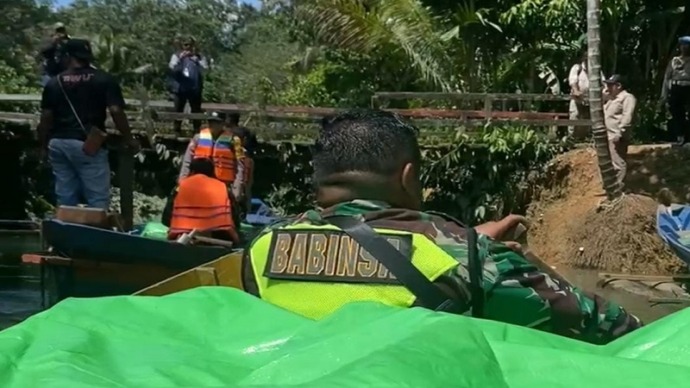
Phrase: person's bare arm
[
  {"left": 178, "top": 136, "right": 198, "bottom": 182},
  {"left": 37, "top": 109, "right": 53, "bottom": 153},
  {"left": 104, "top": 76, "right": 133, "bottom": 139},
  {"left": 37, "top": 82, "right": 55, "bottom": 152},
  {"left": 197, "top": 55, "right": 209, "bottom": 70}
]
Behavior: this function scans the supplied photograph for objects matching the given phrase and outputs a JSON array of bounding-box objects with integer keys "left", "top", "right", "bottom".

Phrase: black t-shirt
[{"left": 40, "top": 67, "right": 125, "bottom": 140}]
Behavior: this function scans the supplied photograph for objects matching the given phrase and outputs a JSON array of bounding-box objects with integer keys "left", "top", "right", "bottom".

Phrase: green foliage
[
  {"left": 421, "top": 125, "right": 565, "bottom": 224},
  {"left": 3, "top": 0, "right": 689, "bottom": 221}
]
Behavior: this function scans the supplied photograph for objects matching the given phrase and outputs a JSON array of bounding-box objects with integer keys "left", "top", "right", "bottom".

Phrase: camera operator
[{"left": 39, "top": 22, "right": 71, "bottom": 86}]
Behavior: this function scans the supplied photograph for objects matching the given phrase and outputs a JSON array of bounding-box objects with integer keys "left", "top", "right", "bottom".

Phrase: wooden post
[
  {"left": 483, "top": 95, "right": 493, "bottom": 124},
  {"left": 119, "top": 144, "right": 134, "bottom": 231}
]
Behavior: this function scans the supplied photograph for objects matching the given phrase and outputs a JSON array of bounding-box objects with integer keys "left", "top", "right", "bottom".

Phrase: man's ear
[{"left": 401, "top": 162, "right": 422, "bottom": 209}]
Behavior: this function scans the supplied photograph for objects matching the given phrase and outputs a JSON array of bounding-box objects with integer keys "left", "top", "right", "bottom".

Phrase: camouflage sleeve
[
  {"left": 470, "top": 237, "right": 642, "bottom": 344},
  {"left": 427, "top": 215, "right": 642, "bottom": 344}
]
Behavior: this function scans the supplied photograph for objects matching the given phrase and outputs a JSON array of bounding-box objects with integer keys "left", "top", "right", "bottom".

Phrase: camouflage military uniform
[{"left": 246, "top": 200, "right": 642, "bottom": 344}]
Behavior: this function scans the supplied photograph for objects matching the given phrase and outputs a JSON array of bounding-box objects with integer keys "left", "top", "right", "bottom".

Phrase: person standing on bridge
[
  {"left": 661, "top": 36, "right": 690, "bottom": 145},
  {"left": 37, "top": 39, "right": 138, "bottom": 210},
  {"left": 603, "top": 75, "right": 636, "bottom": 189},
  {"left": 568, "top": 49, "right": 605, "bottom": 139},
  {"left": 168, "top": 37, "right": 208, "bottom": 134}
]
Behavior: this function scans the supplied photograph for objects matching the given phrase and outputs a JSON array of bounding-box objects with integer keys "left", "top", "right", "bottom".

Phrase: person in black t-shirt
[{"left": 37, "top": 38, "right": 138, "bottom": 210}]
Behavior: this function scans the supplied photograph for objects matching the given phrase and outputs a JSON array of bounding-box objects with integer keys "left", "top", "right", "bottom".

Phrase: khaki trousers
[{"left": 608, "top": 136, "right": 629, "bottom": 187}]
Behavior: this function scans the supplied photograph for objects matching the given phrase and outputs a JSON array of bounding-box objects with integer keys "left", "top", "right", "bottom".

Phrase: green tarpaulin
[{"left": 1, "top": 287, "right": 689, "bottom": 387}]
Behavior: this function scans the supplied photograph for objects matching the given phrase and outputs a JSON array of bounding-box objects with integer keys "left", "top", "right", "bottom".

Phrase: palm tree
[
  {"left": 295, "top": 0, "right": 452, "bottom": 90},
  {"left": 586, "top": 0, "right": 621, "bottom": 200}
]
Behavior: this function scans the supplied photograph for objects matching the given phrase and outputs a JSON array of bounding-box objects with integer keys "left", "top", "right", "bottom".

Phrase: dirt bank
[{"left": 527, "top": 145, "right": 687, "bottom": 275}]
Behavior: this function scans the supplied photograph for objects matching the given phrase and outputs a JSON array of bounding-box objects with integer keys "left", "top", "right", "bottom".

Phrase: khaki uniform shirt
[
  {"left": 661, "top": 56, "right": 690, "bottom": 99},
  {"left": 604, "top": 90, "right": 636, "bottom": 139}
]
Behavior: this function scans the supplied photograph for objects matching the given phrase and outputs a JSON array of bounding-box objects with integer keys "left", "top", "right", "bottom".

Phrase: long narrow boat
[{"left": 22, "top": 198, "right": 279, "bottom": 307}]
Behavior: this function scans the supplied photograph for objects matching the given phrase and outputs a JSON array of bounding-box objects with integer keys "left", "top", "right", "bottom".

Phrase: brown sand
[{"left": 527, "top": 146, "right": 686, "bottom": 275}]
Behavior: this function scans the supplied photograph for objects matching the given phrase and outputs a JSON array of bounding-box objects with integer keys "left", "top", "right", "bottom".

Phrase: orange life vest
[
  {"left": 194, "top": 128, "right": 236, "bottom": 183},
  {"left": 168, "top": 174, "right": 236, "bottom": 239}
]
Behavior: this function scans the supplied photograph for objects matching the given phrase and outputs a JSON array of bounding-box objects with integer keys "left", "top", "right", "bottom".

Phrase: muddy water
[
  {"left": 0, "top": 232, "right": 42, "bottom": 330},
  {"left": 559, "top": 267, "right": 685, "bottom": 323}
]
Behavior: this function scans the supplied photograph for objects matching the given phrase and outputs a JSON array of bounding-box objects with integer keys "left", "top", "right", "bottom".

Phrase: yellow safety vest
[{"left": 247, "top": 222, "right": 458, "bottom": 320}]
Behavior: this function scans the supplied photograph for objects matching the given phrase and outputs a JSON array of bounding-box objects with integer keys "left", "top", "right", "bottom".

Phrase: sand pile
[{"left": 528, "top": 146, "right": 684, "bottom": 275}]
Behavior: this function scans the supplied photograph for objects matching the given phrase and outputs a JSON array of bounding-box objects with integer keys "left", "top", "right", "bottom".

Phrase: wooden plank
[
  {"left": 649, "top": 297, "right": 690, "bottom": 304},
  {"left": 0, "top": 110, "right": 588, "bottom": 127},
  {"left": 134, "top": 252, "right": 243, "bottom": 296},
  {"left": 374, "top": 92, "right": 576, "bottom": 102},
  {"left": 118, "top": 148, "right": 135, "bottom": 230},
  {"left": 23, "top": 254, "right": 180, "bottom": 287},
  {"left": 598, "top": 273, "right": 690, "bottom": 282}
]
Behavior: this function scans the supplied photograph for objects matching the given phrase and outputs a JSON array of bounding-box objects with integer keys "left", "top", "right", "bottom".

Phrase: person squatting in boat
[
  {"left": 163, "top": 157, "right": 241, "bottom": 244},
  {"left": 240, "top": 108, "right": 643, "bottom": 345}
]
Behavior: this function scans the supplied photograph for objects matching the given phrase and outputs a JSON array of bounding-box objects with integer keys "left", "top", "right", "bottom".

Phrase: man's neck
[{"left": 316, "top": 173, "right": 401, "bottom": 208}]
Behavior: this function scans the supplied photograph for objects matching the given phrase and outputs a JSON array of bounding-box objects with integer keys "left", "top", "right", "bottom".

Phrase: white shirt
[{"left": 568, "top": 62, "right": 605, "bottom": 93}]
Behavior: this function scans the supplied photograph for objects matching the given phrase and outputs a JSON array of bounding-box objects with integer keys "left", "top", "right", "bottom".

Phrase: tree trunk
[{"left": 586, "top": 0, "right": 622, "bottom": 200}]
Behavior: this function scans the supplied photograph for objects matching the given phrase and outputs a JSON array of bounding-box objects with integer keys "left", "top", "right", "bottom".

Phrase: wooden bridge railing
[{"left": 0, "top": 91, "right": 588, "bottom": 228}]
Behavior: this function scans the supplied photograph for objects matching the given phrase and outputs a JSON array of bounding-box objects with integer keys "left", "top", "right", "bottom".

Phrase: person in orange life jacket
[
  {"left": 164, "top": 158, "right": 241, "bottom": 244},
  {"left": 225, "top": 113, "right": 257, "bottom": 215},
  {"left": 178, "top": 111, "right": 244, "bottom": 195}
]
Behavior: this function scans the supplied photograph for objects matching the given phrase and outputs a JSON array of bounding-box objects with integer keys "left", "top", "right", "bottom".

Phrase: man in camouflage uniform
[{"left": 242, "top": 109, "right": 641, "bottom": 344}]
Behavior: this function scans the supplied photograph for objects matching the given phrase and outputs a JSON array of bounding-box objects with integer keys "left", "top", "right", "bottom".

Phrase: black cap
[
  {"left": 207, "top": 111, "right": 223, "bottom": 121},
  {"left": 62, "top": 39, "right": 93, "bottom": 61},
  {"left": 603, "top": 74, "right": 624, "bottom": 86}
]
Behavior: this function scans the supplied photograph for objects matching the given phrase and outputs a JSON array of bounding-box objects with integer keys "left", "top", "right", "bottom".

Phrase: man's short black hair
[
  {"left": 227, "top": 113, "right": 240, "bottom": 125},
  {"left": 312, "top": 109, "right": 421, "bottom": 184},
  {"left": 189, "top": 158, "right": 216, "bottom": 178}
]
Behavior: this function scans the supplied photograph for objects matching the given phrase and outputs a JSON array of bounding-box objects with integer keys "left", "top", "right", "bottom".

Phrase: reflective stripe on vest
[
  {"left": 248, "top": 222, "right": 458, "bottom": 320},
  {"left": 194, "top": 128, "right": 236, "bottom": 183},
  {"left": 170, "top": 174, "right": 235, "bottom": 234}
]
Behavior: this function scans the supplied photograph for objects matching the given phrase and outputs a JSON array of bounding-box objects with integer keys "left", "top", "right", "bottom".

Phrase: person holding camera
[
  {"left": 168, "top": 37, "right": 209, "bottom": 133},
  {"left": 37, "top": 39, "right": 138, "bottom": 210},
  {"left": 39, "top": 22, "right": 71, "bottom": 86}
]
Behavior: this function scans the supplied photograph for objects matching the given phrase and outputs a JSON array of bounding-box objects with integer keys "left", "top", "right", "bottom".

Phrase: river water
[
  {"left": 0, "top": 231, "right": 42, "bottom": 330},
  {"left": 0, "top": 233, "right": 684, "bottom": 329}
]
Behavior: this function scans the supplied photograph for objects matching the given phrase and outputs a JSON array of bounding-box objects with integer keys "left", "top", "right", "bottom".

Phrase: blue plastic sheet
[{"left": 1, "top": 287, "right": 690, "bottom": 387}]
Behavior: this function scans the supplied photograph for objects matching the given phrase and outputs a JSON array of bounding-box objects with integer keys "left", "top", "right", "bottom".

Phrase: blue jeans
[{"left": 48, "top": 138, "right": 110, "bottom": 209}]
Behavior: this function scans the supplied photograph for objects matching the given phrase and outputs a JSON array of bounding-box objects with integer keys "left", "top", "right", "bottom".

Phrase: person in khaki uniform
[
  {"left": 603, "top": 75, "right": 636, "bottom": 188},
  {"left": 661, "top": 36, "right": 690, "bottom": 144}
]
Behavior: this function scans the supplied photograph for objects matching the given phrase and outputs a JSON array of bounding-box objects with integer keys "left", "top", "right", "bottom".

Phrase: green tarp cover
[{"left": 2, "top": 287, "right": 690, "bottom": 387}]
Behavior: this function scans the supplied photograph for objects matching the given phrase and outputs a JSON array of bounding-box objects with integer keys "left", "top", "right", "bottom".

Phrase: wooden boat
[
  {"left": 656, "top": 204, "right": 690, "bottom": 266},
  {"left": 22, "top": 199, "right": 277, "bottom": 307},
  {"left": 135, "top": 251, "right": 243, "bottom": 296}
]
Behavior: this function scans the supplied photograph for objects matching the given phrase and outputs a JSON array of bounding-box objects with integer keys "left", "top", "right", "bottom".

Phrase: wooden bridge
[
  {"left": 0, "top": 91, "right": 590, "bottom": 228},
  {"left": 0, "top": 91, "right": 589, "bottom": 142}
]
